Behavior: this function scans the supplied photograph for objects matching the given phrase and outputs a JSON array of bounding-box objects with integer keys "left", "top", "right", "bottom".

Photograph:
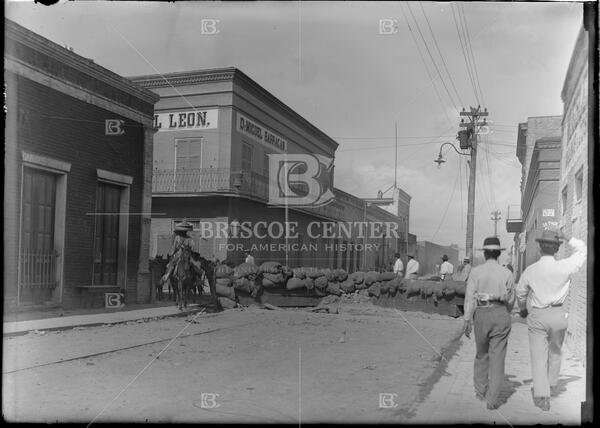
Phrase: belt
[{"left": 476, "top": 300, "right": 505, "bottom": 308}]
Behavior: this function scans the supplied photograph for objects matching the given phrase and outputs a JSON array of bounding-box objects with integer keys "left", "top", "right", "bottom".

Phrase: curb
[{"left": 3, "top": 305, "right": 206, "bottom": 338}]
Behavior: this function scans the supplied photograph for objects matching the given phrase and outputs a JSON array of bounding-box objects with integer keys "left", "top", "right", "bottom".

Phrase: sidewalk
[
  {"left": 3, "top": 303, "right": 202, "bottom": 336},
  {"left": 412, "top": 319, "right": 586, "bottom": 425}
]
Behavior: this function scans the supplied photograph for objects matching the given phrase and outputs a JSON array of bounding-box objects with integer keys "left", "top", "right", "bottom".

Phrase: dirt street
[{"left": 3, "top": 301, "right": 463, "bottom": 423}]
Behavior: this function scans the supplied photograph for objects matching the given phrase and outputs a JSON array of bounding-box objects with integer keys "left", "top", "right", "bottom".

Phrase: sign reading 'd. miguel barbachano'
[
  {"left": 153, "top": 109, "right": 219, "bottom": 131},
  {"left": 237, "top": 113, "right": 287, "bottom": 152}
]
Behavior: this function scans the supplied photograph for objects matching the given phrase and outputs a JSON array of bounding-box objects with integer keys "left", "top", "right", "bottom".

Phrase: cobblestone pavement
[{"left": 411, "top": 320, "right": 585, "bottom": 425}]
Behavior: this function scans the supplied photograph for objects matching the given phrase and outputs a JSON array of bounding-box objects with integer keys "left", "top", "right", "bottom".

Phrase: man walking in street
[
  {"left": 393, "top": 253, "right": 404, "bottom": 278},
  {"left": 462, "top": 237, "right": 515, "bottom": 410},
  {"left": 405, "top": 254, "right": 420, "bottom": 279},
  {"left": 439, "top": 254, "right": 454, "bottom": 281},
  {"left": 515, "top": 231, "right": 586, "bottom": 411}
]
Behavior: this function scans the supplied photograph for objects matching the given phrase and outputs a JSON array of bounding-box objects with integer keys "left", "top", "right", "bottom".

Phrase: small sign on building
[{"left": 542, "top": 209, "right": 555, "bottom": 217}]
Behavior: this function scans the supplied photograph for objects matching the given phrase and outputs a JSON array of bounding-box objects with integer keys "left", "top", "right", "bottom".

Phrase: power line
[
  {"left": 404, "top": 2, "right": 460, "bottom": 113},
  {"left": 430, "top": 163, "right": 461, "bottom": 242},
  {"left": 450, "top": 3, "right": 480, "bottom": 105},
  {"left": 460, "top": 4, "right": 485, "bottom": 106},
  {"left": 418, "top": 1, "right": 464, "bottom": 107}
]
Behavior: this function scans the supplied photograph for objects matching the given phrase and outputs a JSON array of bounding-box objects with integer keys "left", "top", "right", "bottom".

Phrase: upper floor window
[
  {"left": 561, "top": 185, "right": 568, "bottom": 215},
  {"left": 242, "top": 142, "right": 253, "bottom": 172},
  {"left": 175, "top": 138, "right": 202, "bottom": 170},
  {"left": 574, "top": 167, "right": 583, "bottom": 203}
]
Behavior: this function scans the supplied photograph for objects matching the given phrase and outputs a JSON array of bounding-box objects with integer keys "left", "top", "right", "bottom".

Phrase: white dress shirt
[
  {"left": 516, "top": 238, "right": 587, "bottom": 310},
  {"left": 439, "top": 261, "right": 454, "bottom": 278},
  {"left": 393, "top": 258, "right": 404, "bottom": 275},
  {"left": 406, "top": 259, "right": 420, "bottom": 278}
]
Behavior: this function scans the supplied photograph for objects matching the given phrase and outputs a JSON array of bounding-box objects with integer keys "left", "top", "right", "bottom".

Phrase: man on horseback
[{"left": 161, "top": 219, "right": 204, "bottom": 310}]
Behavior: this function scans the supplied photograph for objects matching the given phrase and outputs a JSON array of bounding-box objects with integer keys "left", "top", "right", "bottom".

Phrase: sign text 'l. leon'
[{"left": 154, "top": 109, "right": 219, "bottom": 131}]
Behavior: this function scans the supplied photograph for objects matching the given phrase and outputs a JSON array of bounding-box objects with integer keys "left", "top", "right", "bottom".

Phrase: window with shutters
[
  {"left": 242, "top": 142, "right": 253, "bottom": 172},
  {"left": 175, "top": 138, "right": 203, "bottom": 170},
  {"left": 93, "top": 182, "right": 122, "bottom": 285}
]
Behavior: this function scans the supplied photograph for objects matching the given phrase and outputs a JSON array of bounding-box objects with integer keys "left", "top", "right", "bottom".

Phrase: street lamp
[{"left": 434, "top": 142, "right": 470, "bottom": 168}]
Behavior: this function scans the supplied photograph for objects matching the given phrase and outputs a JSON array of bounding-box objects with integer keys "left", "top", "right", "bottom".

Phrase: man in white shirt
[
  {"left": 405, "top": 254, "right": 419, "bottom": 279},
  {"left": 439, "top": 254, "right": 454, "bottom": 281},
  {"left": 244, "top": 251, "right": 255, "bottom": 265},
  {"left": 393, "top": 253, "right": 404, "bottom": 278},
  {"left": 516, "top": 231, "right": 587, "bottom": 411}
]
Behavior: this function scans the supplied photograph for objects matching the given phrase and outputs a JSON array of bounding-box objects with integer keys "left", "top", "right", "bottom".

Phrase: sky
[{"left": 6, "top": 0, "right": 583, "bottom": 263}]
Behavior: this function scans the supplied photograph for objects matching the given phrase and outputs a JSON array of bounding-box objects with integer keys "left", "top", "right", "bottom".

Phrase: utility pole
[
  {"left": 459, "top": 106, "right": 488, "bottom": 262},
  {"left": 490, "top": 210, "right": 502, "bottom": 237}
]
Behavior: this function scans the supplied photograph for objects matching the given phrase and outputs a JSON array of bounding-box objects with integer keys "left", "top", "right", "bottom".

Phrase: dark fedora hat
[
  {"left": 441, "top": 254, "right": 449, "bottom": 261},
  {"left": 535, "top": 230, "right": 562, "bottom": 245},
  {"left": 478, "top": 236, "right": 506, "bottom": 251}
]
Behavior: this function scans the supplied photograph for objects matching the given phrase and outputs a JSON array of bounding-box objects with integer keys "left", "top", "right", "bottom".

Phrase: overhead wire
[
  {"left": 418, "top": 1, "right": 464, "bottom": 107},
  {"left": 451, "top": 2, "right": 480, "bottom": 106},
  {"left": 404, "top": 2, "right": 460, "bottom": 114}
]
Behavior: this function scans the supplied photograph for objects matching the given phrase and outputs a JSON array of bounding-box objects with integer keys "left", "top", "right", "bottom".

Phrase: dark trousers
[{"left": 473, "top": 306, "right": 511, "bottom": 406}]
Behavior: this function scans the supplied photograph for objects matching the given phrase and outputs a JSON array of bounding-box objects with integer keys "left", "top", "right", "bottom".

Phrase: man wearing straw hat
[
  {"left": 461, "top": 236, "right": 515, "bottom": 410},
  {"left": 515, "top": 230, "right": 586, "bottom": 411},
  {"left": 161, "top": 219, "right": 198, "bottom": 285}
]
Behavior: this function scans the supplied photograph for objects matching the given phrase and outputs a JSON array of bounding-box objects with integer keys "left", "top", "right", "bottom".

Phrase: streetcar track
[{"left": 3, "top": 321, "right": 255, "bottom": 374}]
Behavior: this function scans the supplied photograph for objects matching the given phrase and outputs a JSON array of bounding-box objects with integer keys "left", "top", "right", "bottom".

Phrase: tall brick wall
[
  {"left": 7, "top": 74, "right": 147, "bottom": 308},
  {"left": 559, "top": 29, "right": 588, "bottom": 362}
]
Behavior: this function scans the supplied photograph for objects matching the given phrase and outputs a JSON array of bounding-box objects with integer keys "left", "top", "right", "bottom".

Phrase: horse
[{"left": 169, "top": 244, "right": 202, "bottom": 310}]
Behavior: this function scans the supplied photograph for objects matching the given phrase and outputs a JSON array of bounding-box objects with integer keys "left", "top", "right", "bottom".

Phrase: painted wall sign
[
  {"left": 154, "top": 109, "right": 218, "bottom": 131},
  {"left": 237, "top": 113, "right": 287, "bottom": 152}
]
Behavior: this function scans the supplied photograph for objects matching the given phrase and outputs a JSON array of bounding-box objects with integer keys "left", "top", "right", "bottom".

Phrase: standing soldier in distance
[
  {"left": 462, "top": 237, "right": 515, "bottom": 410},
  {"left": 439, "top": 254, "right": 454, "bottom": 281},
  {"left": 405, "top": 254, "right": 420, "bottom": 279},
  {"left": 516, "top": 231, "right": 586, "bottom": 411}
]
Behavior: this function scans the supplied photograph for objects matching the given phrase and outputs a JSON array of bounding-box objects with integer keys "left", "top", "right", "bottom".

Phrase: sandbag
[
  {"left": 286, "top": 277, "right": 305, "bottom": 290},
  {"left": 326, "top": 281, "right": 342, "bottom": 296},
  {"left": 215, "top": 264, "right": 234, "bottom": 279},
  {"left": 292, "top": 267, "right": 306, "bottom": 279},
  {"left": 233, "top": 277, "right": 253, "bottom": 293},
  {"left": 354, "top": 281, "right": 367, "bottom": 290},
  {"left": 306, "top": 267, "right": 322, "bottom": 279},
  {"left": 216, "top": 283, "right": 236, "bottom": 299},
  {"left": 218, "top": 296, "right": 237, "bottom": 309},
  {"left": 350, "top": 271, "right": 365, "bottom": 285},
  {"left": 340, "top": 279, "right": 355, "bottom": 294},
  {"left": 319, "top": 268, "right": 334, "bottom": 281},
  {"left": 216, "top": 277, "right": 233, "bottom": 287},
  {"left": 333, "top": 269, "right": 348, "bottom": 282},
  {"left": 263, "top": 272, "right": 285, "bottom": 284},
  {"left": 365, "top": 271, "right": 379, "bottom": 286},
  {"left": 314, "top": 276, "right": 329, "bottom": 290},
  {"left": 433, "top": 282, "right": 445, "bottom": 297},
  {"left": 421, "top": 282, "right": 434, "bottom": 297},
  {"left": 454, "top": 282, "right": 466, "bottom": 296},
  {"left": 282, "top": 265, "right": 293, "bottom": 279},
  {"left": 314, "top": 287, "right": 327, "bottom": 297},
  {"left": 378, "top": 271, "right": 397, "bottom": 282},
  {"left": 405, "top": 280, "right": 421, "bottom": 294},
  {"left": 358, "top": 288, "right": 370, "bottom": 297},
  {"left": 234, "top": 262, "right": 259, "bottom": 278},
  {"left": 380, "top": 281, "right": 389, "bottom": 294},
  {"left": 262, "top": 278, "right": 279, "bottom": 288},
  {"left": 442, "top": 286, "right": 456, "bottom": 298},
  {"left": 367, "top": 282, "right": 381, "bottom": 297},
  {"left": 304, "top": 277, "right": 315, "bottom": 290},
  {"left": 259, "top": 261, "right": 282, "bottom": 274}
]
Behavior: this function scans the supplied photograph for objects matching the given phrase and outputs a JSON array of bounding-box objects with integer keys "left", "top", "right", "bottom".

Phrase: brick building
[
  {"left": 415, "top": 241, "right": 459, "bottom": 277},
  {"left": 4, "top": 19, "right": 159, "bottom": 308},
  {"left": 558, "top": 26, "right": 589, "bottom": 362},
  {"left": 130, "top": 68, "right": 411, "bottom": 271},
  {"left": 509, "top": 116, "right": 562, "bottom": 279}
]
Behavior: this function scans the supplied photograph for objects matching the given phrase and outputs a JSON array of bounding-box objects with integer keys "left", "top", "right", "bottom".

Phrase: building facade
[
  {"left": 4, "top": 19, "right": 159, "bottom": 308},
  {"left": 558, "top": 26, "right": 589, "bottom": 362},
  {"left": 415, "top": 241, "right": 459, "bottom": 277},
  {"left": 131, "top": 68, "right": 411, "bottom": 271},
  {"left": 510, "top": 116, "right": 562, "bottom": 279}
]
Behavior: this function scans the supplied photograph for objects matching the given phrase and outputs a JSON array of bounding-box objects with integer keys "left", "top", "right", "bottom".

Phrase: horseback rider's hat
[
  {"left": 478, "top": 236, "right": 505, "bottom": 251},
  {"left": 174, "top": 219, "right": 193, "bottom": 232},
  {"left": 535, "top": 230, "right": 562, "bottom": 245}
]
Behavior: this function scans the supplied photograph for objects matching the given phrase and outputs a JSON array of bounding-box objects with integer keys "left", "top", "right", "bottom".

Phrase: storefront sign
[
  {"left": 154, "top": 109, "right": 218, "bottom": 131},
  {"left": 237, "top": 113, "right": 287, "bottom": 152}
]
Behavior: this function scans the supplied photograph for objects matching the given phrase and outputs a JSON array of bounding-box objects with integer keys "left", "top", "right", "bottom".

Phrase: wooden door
[{"left": 93, "top": 182, "right": 121, "bottom": 285}]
